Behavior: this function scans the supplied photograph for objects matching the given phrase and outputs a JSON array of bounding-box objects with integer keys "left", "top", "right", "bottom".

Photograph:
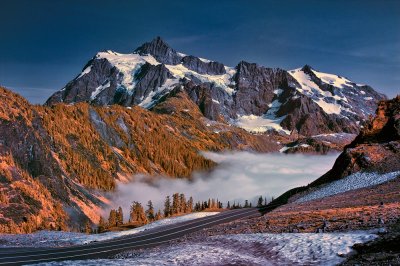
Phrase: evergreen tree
[
  {"left": 116, "top": 206, "right": 123, "bottom": 226},
  {"left": 187, "top": 196, "right": 194, "bottom": 213},
  {"left": 265, "top": 197, "right": 268, "bottom": 205},
  {"left": 98, "top": 216, "right": 106, "bottom": 233},
  {"left": 164, "top": 196, "right": 171, "bottom": 217},
  {"left": 172, "top": 193, "right": 180, "bottom": 215},
  {"left": 108, "top": 209, "right": 117, "bottom": 227},
  {"left": 227, "top": 201, "right": 231, "bottom": 209},
  {"left": 84, "top": 220, "right": 92, "bottom": 234},
  {"left": 211, "top": 198, "right": 216, "bottom": 209},
  {"left": 257, "top": 196, "right": 263, "bottom": 207},
  {"left": 179, "top": 193, "right": 187, "bottom": 213},
  {"left": 129, "top": 201, "right": 147, "bottom": 226},
  {"left": 244, "top": 200, "right": 249, "bottom": 208},
  {"left": 155, "top": 210, "right": 162, "bottom": 220},
  {"left": 146, "top": 200, "right": 155, "bottom": 222}
]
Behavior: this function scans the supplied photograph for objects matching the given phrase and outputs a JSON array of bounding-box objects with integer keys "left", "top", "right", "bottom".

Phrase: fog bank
[{"left": 106, "top": 152, "right": 339, "bottom": 216}]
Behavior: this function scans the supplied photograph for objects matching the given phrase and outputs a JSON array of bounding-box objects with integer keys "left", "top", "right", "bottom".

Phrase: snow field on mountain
[
  {"left": 233, "top": 88, "right": 291, "bottom": 134},
  {"left": 163, "top": 63, "right": 236, "bottom": 95},
  {"left": 95, "top": 50, "right": 237, "bottom": 99},
  {"left": 311, "top": 69, "right": 352, "bottom": 89},
  {"left": 96, "top": 51, "right": 150, "bottom": 91},
  {"left": 138, "top": 79, "right": 179, "bottom": 108},
  {"left": 35, "top": 231, "right": 377, "bottom": 265},
  {"left": 288, "top": 68, "right": 349, "bottom": 115},
  {"left": 90, "top": 80, "right": 111, "bottom": 100},
  {"left": 296, "top": 171, "right": 400, "bottom": 203},
  {"left": 234, "top": 114, "right": 290, "bottom": 134},
  {"left": 279, "top": 143, "right": 310, "bottom": 153},
  {"left": 77, "top": 65, "right": 92, "bottom": 79},
  {"left": 0, "top": 212, "right": 219, "bottom": 248}
]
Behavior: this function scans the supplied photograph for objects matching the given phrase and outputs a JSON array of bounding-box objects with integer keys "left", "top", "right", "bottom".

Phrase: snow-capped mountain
[{"left": 46, "top": 37, "right": 386, "bottom": 136}]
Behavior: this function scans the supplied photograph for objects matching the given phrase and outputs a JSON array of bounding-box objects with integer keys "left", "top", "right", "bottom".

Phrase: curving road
[{"left": 0, "top": 208, "right": 263, "bottom": 265}]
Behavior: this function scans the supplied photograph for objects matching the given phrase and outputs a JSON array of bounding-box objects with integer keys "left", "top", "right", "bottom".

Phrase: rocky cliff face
[
  {"left": 46, "top": 37, "right": 386, "bottom": 136},
  {"left": 311, "top": 96, "right": 400, "bottom": 187}
]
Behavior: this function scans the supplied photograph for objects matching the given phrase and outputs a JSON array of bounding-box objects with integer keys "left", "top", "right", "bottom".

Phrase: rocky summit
[{"left": 46, "top": 37, "right": 385, "bottom": 136}]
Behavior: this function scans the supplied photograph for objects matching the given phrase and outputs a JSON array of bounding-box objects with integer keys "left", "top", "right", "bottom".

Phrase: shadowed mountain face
[{"left": 46, "top": 37, "right": 385, "bottom": 136}]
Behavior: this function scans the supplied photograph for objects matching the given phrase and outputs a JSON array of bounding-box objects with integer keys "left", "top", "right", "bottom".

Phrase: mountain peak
[
  {"left": 301, "top": 64, "right": 313, "bottom": 73},
  {"left": 136, "top": 36, "right": 170, "bottom": 50},
  {"left": 134, "top": 36, "right": 182, "bottom": 65}
]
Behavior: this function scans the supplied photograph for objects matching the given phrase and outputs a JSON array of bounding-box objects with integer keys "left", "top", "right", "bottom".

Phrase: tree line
[{"left": 84, "top": 193, "right": 274, "bottom": 233}]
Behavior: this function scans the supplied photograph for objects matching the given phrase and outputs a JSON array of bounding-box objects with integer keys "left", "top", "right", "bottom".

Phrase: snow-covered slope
[
  {"left": 296, "top": 171, "right": 400, "bottom": 203},
  {"left": 46, "top": 37, "right": 386, "bottom": 136},
  {"left": 287, "top": 66, "right": 381, "bottom": 119}
]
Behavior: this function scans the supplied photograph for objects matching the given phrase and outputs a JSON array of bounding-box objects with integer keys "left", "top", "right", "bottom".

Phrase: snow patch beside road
[
  {"left": 35, "top": 232, "right": 376, "bottom": 266},
  {"left": 296, "top": 171, "right": 400, "bottom": 203},
  {"left": 0, "top": 212, "right": 219, "bottom": 248}
]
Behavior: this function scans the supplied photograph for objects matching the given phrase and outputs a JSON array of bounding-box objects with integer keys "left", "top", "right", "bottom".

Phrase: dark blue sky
[{"left": 1, "top": 0, "right": 399, "bottom": 103}]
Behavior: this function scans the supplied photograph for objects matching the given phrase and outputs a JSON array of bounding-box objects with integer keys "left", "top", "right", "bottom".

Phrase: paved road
[{"left": 0, "top": 208, "right": 262, "bottom": 265}]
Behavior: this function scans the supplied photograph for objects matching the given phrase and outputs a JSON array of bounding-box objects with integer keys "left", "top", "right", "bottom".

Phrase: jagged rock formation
[
  {"left": 46, "top": 37, "right": 386, "bottom": 136},
  {"left": 311, "top": 96, "right": 400, "bottom": 187}
]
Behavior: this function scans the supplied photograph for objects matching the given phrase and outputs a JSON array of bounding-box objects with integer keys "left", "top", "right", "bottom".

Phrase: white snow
[
  {"left": 311, "top": 69, "right": 353, "bottom": 89},
  {"left": 96, "top": 51, "right": 152, "bottom": 91},
  {"left": 138, "top": 79, "right": 179, "bottom": 109},
  {"left": 364, "top": 97, "right": 373, "bottom": 101},
  {"left": 234, "top": 114, "right": 290, "bottom": 134},
  {"left": 164, "top": 63, "right": 236, "bottom": 95},
  {"left": 90, "top": 80, "right": 111, "bottom": 100},
  {"left": 37, "top": 232, "right": 377, "bottom": 265},
  {"left": 313, "top": 98, "right": 342, "bottom": 114},
  {"left": 212, "top": 98, "right": 220, "bottom": 104},
  {"left": 288, "top": 68, "right": 347, "bottom": 115},
  {"left": 0, "top": 212, "right": 219, "bottom": 248},
  {"left": 77, "top": 65, "right": 92, "bottom": 79},
  {"left": 279, "top": 146, "right": 290, "bottom": 153},
  {"left": 279, "top": 144, "right": 310, "bottom": 153},
  {"left": 95, "top": 50, "right": 236, "bottom": 102},
  {"left": 233, "top": 88, "right": 290, "bottom": 134},
  {"left": 199, "top": 57, "right": 211, "bottom": 63},
  {"left": 296, "top": 171, "right": 400, "bottom": 203},
  {"left": 312, "top": 132, "right": 354, "bottom": 139},
  {"left": 360, "top": 90, "right": 366, "bottom": 95}
]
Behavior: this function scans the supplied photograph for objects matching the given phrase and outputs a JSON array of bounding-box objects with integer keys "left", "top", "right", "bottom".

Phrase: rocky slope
[
  {"left": 311, "top": 96, "right": 400, "bottom": 187},
  {"left": 0, "top": 86, "right": 279, "bottom": 233},
  {"left": 46, "top": 36, "right": 385, "bottom": 136}
]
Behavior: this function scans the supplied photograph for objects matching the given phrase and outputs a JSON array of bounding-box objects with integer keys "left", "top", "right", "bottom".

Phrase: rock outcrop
[
  {"left": 134, "top": 36, "right": 182, "bottom": 65},
  {"left": 311, "top": 96, "right": 400, "bottom": 187}
]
